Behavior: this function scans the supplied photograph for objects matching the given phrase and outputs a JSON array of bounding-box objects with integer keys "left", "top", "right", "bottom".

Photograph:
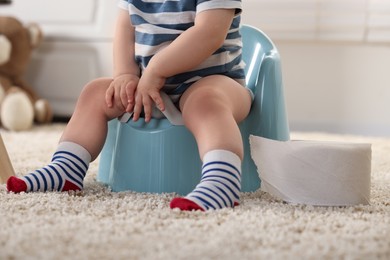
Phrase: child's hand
[
  {"left": 132, "top": 69, "right": 166, "bottom": 123},
  {"left": 105, "top": 74, "right": 139, "bottom": 112}
]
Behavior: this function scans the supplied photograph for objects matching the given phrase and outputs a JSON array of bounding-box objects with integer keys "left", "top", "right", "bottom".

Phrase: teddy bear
[{"left": 0, "top": 16, "right": 52, "bottom": 131}]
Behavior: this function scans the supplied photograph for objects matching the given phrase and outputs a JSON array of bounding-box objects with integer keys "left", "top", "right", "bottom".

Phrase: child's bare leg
[
  {"left": 7, "top": 78, "right": 126, "bottom": 192},
  {"left": 60, "top": 78, "right": 126, "bottom": 160},
  {"left": 170, "top": 75, "right": 252, "bottom": 211}
]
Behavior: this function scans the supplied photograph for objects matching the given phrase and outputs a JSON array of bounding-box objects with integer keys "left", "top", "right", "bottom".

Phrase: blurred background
[{"left": 1, "top": 0, "right": 389, "bottom": 137}]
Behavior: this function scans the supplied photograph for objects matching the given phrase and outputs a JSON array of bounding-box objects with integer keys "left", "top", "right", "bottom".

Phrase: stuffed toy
[{"left": 0, "top": 16, "right": 52, "bottom": 131}]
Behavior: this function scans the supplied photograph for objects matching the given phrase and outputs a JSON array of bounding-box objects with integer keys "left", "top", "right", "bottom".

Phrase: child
[{"left": 7, "top": 0, "right": 252, "bottom": 211}]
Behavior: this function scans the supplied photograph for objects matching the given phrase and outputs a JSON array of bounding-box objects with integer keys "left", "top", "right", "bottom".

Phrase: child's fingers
[
  {"left": 120, "top": 84, "right": 129, "bottom": 109},
  {"left": 142, "top": 96, "right": 153, "bottom": 123},
  {"left": 132, "top": 93, "right": 154, "bottom": 123},
  {"left": 150, "top": 91, "right": 165, "bottom": 111},
  {"left": 132, "top": 85, "right": 163, "bottom": 122},
  {"left": 105, "top": 84, "right": 115, "bottom": 107},
  {"left": 126, "top": 102, "right": 134, "bottom": 113},
  {"left": 126, "top": 81, "right": 137, "bottom": 104},
  {"left": 132, "top": 93, "right": 142, "bottom": 122}
]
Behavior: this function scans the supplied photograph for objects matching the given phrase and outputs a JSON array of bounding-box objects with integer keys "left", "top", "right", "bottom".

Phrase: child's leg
[
  {"left": 7, "top": 78, "right": 126, "bottom": 193},
  {"left": 170, "top": 75, "right": 252, "bottom": 211}
]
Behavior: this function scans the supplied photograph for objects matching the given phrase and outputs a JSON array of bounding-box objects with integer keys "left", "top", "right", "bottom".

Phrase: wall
[
  {"left": 276, "top": 41, "right": 390, "bottom": 137},
  {"left": 241, "top": 1, "right": 390, "bottom": 137},
  {"left": 0, "top": 0, "right": 117, "bottom": 116},
  {"left": 2, "top": 1, "right": 389, "bottom": 137}
]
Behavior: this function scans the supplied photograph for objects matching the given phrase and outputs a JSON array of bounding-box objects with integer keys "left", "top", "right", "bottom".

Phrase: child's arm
[
  {"left": 106, "top": 9, "right": 140, "bottom": 112},
  {"left": 133, "top": 9, "right": 236, "bottom": 122}
]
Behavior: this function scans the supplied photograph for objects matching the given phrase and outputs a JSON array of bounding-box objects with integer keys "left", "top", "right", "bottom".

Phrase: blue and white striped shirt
[{"left": 118, "top": 0, "right": 246, "bottom": 96}]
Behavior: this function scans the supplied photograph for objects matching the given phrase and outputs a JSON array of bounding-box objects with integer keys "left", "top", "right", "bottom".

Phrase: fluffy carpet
[{"left": 0, "top": 124, "right": 389, "bottom": 260}]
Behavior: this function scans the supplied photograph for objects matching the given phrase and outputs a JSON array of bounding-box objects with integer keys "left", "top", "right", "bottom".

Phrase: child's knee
[
  {"left": 181, "top": 86, "right": 226, "bottom": 116},
  {"left": 79, "top": 78, "right": 112, "bottom": 103}
]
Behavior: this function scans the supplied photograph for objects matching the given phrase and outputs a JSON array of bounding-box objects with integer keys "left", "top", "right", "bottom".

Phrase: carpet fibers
[{"left": 0, "top": 124, "right": 389, "bottom": 260}]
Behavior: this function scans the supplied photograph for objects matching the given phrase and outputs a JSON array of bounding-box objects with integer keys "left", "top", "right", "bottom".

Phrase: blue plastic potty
[{"left": 97, "top": 25, "right": 290, "bottom": 194}]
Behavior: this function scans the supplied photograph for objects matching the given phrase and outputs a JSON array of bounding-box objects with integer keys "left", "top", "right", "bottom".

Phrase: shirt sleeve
[
  {"left": 117, "top": 0, "right": 128, "bottom": 10},
  {"left": 196, "top": 0, "right": 242, "bottom": 16}
]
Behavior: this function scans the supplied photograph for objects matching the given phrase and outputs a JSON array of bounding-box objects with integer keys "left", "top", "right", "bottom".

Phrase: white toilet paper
[{"left": 249, "top": 135, "right": 371, "bottom": 206}]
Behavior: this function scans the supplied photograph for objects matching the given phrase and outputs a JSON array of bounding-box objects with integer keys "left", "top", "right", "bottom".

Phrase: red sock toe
[
  {"left": 7, "top": 176, "right": 27, "bottom": 193},
  {"left": 62, "top": 180, "right": 81, "bottom": 192},
  {"left": 170, "top": 197, "right": 205, "bottom": 211}
]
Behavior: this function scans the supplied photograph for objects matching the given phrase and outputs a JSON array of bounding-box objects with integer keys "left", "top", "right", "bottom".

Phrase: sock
[
  {"left": 7, "top": 142, "right": 91, "bottom": 193},
  {"left": 170, "top": 150, "right": 241, "bottom": 211}
]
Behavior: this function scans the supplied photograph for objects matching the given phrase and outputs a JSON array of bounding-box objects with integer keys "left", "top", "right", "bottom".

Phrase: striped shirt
[{"left": 118, "top": 0, "right": 246, "bottom": 96}]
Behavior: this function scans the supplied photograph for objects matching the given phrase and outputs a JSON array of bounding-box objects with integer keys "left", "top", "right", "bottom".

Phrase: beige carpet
[{"left": 0, "top": 124, "right": 389, "bottom": 260}]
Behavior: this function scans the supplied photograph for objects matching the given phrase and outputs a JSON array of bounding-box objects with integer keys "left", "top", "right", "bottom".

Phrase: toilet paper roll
[{"left": 249, "top": 135, "right": 371, "bottom": 206}]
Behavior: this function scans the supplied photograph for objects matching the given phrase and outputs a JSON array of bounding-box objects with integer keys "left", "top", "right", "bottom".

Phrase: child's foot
[
  {"left": 170, "top": 197, "right": 205, "bottom": 211},
  {"left": 7, "top": 176, "right": 81, "bottom": 193},
  {"left": 170, "top": 150, "right": 241, "bottom": 211},
  {"left": 7, "top": 142, "right": 91, "bottom": 193}
]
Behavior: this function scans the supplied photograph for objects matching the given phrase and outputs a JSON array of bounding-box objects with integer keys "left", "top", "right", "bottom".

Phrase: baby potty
[{"left": 97, "top": 25, "right": 290, "bottom": 194}]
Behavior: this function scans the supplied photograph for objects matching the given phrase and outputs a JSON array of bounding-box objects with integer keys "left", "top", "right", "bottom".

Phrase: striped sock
[
  {"left": 7, "top": 142, "right": 91, "bottom": 193},
  {"left": 170, "top": 150, "right": 241, "bottom": 211}
]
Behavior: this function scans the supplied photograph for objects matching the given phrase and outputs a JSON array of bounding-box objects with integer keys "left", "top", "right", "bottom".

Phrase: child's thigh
[{"left": 179, "top": 75, "right": 252, "bottom": 123}]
